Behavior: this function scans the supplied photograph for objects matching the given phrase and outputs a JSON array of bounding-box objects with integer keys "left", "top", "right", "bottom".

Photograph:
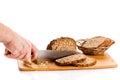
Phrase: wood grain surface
[{"left": 18, "top": 51, "right": 117, "bottom": 71}]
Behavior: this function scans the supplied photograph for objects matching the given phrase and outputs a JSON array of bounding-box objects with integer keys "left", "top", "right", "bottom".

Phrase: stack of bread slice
[
  {"left": 55, "top": 51, "right": 97, "bottom": 67},
  {"left": 76, "top": 36, "right": 115, "bottom": 55}
]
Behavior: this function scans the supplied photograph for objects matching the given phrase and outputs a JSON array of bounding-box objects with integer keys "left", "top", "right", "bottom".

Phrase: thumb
[{"left": 31, "top": 44, "right": 38, "bottom": 61}]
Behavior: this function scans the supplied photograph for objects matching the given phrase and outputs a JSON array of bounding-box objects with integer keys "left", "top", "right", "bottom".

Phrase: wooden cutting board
[{"left": 18, "top": 51, "right": 117, "bottom": 71}]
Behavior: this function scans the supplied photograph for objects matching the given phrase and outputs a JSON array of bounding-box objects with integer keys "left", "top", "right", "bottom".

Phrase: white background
[{"left": 0, "top": 0, "right": 120, "bottom": 80}]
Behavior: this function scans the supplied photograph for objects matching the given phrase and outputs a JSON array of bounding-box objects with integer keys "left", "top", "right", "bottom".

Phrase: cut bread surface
[
  {"left": 47, "top": 37, "right": 76, "bottom": 51},
  {"left": 55, "top": 53, "right": 86, "bottom": 65},
  {"left": 73, "top": 57, "right": 97, "bottom": 67}
]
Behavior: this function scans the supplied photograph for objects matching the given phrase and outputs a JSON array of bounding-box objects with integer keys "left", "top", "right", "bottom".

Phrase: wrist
[
  {"left": 0, "top": 23, "right": 15, "bottom": 44},
  {"left": 2, "top": 31, "right": 15, "bottom": 45}
]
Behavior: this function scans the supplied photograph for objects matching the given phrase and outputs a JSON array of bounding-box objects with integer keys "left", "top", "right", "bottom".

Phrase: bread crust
[{"left": 47, "top": 37, "right": 77, "bottom": 51}]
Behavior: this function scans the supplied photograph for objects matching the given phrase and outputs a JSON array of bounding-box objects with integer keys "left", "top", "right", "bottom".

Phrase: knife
[
  {"left": 5, "top": 49, "right": 78, "bottom": 66},
  {"left": 37, "top": 50, "right": 77, "bottom": 60},
  {"left": 5, "top": 49, "right": 77, "bottom": 60}
]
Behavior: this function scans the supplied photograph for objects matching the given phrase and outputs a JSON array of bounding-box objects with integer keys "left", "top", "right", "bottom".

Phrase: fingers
[
  {"left": 22, "top": 49, "right": 31, "bottom": 61},
  {"left": 4, "top": 49, "right": 20, "bottom": 59},
  {"left": 31, "top": 44, "right": 38, "bottom": 61},
  {"left": 4, "top": 48, "right": 30, "bottom": 61},
  {"left": 4, "top": 40, "right": 38, "bottom": 61},
  {"left": 16, "top": 51, "right": 29, "bottom": 61}
]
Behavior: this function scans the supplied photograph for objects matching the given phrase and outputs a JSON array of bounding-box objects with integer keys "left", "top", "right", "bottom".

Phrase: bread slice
[
  {"left": 77, "top": 36, "right": 115, "bottom": 55},
  {"left": 55, "top": 53, "right": 86, "bottom": 66},
  {"left": 47, "top": 37, "right": 76, "bottom": 51},
  {"left": 73, "top": 57, "right": 96, "bottom": 67}
]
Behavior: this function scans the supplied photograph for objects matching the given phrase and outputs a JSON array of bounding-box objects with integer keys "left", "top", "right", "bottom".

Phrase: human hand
[{"left": 3, "top": 33, "right": 38, "bottom": 61}]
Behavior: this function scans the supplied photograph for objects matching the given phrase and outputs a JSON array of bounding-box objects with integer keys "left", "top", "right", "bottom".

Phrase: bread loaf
[{"left": 47, "top": 37, "right": 76, "bottom": 51}]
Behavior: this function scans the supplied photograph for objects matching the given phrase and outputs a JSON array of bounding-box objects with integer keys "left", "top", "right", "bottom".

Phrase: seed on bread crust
[
  {"left": 55, "top": 53, "right": 86, "bottom": 66},
  {"left": 73, "top": 57, "right": 97, "bottom": 67},
  {"left": 47, "top": 37, "right": 76, "bottom": 51}
]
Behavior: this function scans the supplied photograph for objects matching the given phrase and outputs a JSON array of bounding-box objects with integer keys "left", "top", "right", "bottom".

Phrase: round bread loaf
[{"left": 47, "top": 37, "right": 77, "bottom": 51}]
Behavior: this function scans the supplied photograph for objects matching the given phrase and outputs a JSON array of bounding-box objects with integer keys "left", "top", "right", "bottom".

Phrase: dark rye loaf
[
  {"left": 47, "top": 37, "right": 77, "bottom": 51},
  {"left": 77, "top": 36, "right": 115, "bottom": 55}
]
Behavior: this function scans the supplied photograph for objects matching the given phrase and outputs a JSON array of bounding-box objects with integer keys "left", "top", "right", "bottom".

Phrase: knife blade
[{"left": 38, "top": 50, "right": 77, "bottom": 60}]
